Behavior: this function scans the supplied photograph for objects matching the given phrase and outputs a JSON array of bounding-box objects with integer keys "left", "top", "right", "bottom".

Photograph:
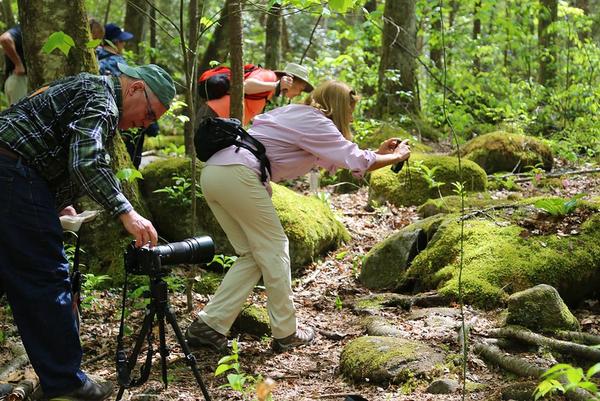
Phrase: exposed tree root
[
  {"left": 489, "top": 326, "right": 600, "bottom": 362},
  {"left": 554, "top": 330, "right": 600, "bottom": 346},
  {"left": 473, "top": 342, "right": 593, "bottom": 401},
  {"left": 0, "top": 342, "right": 28, "bottom": 381}
]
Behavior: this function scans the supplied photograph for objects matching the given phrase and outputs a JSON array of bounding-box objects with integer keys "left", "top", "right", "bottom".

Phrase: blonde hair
[{"left": 304, "top": 80, "right": 358, "bottom": 140}]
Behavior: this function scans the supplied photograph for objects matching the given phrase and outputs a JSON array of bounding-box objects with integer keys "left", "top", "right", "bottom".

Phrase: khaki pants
[
  {"left": 198, "top": 164, "right": 297, "bottom": 339},
  {"left": 4, "top": 73, "right": 28, "bottom": 105}
]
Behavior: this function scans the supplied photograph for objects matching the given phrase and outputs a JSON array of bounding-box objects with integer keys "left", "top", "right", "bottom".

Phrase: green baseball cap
[{"left": 117, "top": 63, "right": 176, "bottom": 108}]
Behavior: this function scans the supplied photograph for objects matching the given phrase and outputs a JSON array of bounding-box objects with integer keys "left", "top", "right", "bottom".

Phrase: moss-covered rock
[
  {"left": 459, "top": 131, "right": 554, "bottom": 173},
  {"left": 404, "top": 211, "right": 600, "bottom": 308},
  {"left": 417, "top": 194, "right": 501, "bottom": 218},
  {"left": 141, "top": 157, "right": 350, "bottom": 271},
  {"left": 193, "top": 272, "right": 223, "bottom": 295},
  {"left": 369, "top": 153, "right": 487, "bottom": 207},
  {"left": 359, "top": 215, "right": 446, "bottom": 291},
  {"left": 353, "top": 293, "right": 414, "bottom": 315},
  {"left": 505, "top": 284, "right": 579, "bottom": 332},
  {"left": 231, "top": 304, "right": 271, "bottom": 337},
  {"left": 143, "top": 134, "right": 185, "bottom": 151},
  {"left": 340, "top": 336, "right": 445, "bottom": 385}
]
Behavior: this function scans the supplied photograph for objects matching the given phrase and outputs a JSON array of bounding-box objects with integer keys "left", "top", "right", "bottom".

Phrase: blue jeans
[{"left": 0, "top": 154, "right": 86, "bottom": 396}]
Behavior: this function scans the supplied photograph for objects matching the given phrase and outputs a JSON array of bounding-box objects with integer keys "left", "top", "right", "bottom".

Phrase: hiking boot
[
  {"left": 185, "top": 318, "right": 229, "bottom": 353},
  {"left": 272, "top": 326, "right": 315, "bottom": 352},
  {"left": 47, "top": 377, "right": 113, "bottom": 401}
]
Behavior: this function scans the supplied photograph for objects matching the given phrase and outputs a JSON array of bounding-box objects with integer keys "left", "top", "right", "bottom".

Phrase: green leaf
[
  {"left": 170, "top": 36, "right": 181, "bottom": 47},
  {"left": 335, "top": 251, "right": 348, "bottom": 260},
  {"left": 42, "top": 31, "right": 76, "bottom": 56},
  {"left": 86, "top": 39, "right": 102, "bottom": 49},
  {"left": 115, "top": 168, "right": 143, "bottom": 183},
  {"left": 214, "top": 363, "right": 234, "bottom": 376},
  {"left": 217, "top": 354, "right": 238, "bottom": 365},
  {"left": 586, "top": 363, "right": 600, "bottom": 379},
  {"left": 329, "top": 0, "right": 354, "bottom": 13}
]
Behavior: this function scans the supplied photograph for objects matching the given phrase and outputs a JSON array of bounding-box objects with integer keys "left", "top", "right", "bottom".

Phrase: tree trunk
[
  {"left": 429, "top": 2, "right": 442, "bottom": 68},
  {"left": 124, "top": 0, "right": 147, "bottom": 61},
  {"left": 281, "top": 13, "right": 291, "bottom": 59},
  {"left": 18, "top": 0, "right": 98, "bottom": 90},
  {"left": 376, "top": 0, "right": 420, "bottom": 117},
  {"left": 538, "top": 0, "right": 558, "bottom": 87},
  {"left": 265, "top": 2, "right": 282, "bottom": 70},
  {"left": 228, "top": 0, "right": 243, "bottom": 121},
  {"left": 149, "top": 0, "right": 156, "bottom": 64},
  {"left": 1, "top": 0, "right": 15, "bottom": 27},
  {"left": 574, "top": 0, "right": 590, "bottom": 41},
  {"left": 198, "top": 0, "right": 232, "bottom": 74},
  {"left": 473, "top": 0, "right": 481, "bottom": 73}
]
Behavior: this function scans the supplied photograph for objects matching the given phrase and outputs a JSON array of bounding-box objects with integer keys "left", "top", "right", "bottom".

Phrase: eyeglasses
[{"left": 143, "top": 88, "right": 157, "bottom": 123}]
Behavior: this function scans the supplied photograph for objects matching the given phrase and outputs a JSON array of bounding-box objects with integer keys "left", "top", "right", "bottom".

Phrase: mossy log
[
  {"left": 0, "top": 342, "right": 27, "bottom": 381},
  {"left": 473, "top": 343, "right": 593, "bottom": 401},
  {"left": 490, "top": 326, "right": 600, "bottom": 362}
]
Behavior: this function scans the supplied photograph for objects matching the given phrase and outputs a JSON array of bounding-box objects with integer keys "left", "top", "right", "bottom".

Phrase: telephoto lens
[{"left": 154, "top": 236, "right": 215, "bottom": 266}]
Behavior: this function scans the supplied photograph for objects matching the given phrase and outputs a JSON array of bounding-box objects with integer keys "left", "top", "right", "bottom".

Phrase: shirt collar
[{"left": 109, "top": 75, "right": 123, "bottom": 117}]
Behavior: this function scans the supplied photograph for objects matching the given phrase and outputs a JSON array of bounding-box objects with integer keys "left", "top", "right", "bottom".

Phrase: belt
[{"left": 0, "top": 145, "right": 20, "bottom": 161}]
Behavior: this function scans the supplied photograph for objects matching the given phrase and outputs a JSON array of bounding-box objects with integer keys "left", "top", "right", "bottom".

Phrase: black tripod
[{"left": 115, "top": 276, "right": 211, "bottom": 401}]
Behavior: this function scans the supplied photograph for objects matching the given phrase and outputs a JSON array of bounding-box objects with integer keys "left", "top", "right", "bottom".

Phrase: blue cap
[{"left": 104, "top": 23, "right": 134, "bottom": 42}]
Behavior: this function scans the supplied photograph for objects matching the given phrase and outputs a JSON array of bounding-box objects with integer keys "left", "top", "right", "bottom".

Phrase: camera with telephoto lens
[{"left": 124, "top": 236, "right": 215, "bottom": 277}]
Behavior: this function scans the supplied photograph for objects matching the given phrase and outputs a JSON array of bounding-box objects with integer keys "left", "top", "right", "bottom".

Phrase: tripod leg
[
  {"left": 116, "top": 305, "right": 157, "bottom": 401},
  {"left": 164, "top": 307, "right": 212, "bottom": 401},
  {"left": 157, "top": 311, "right": 169, "bottom": 388}
]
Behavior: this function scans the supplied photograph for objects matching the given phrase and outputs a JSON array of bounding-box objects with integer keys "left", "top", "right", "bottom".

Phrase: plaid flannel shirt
[{"left": 0, "top": 73, "right": 133, "bottom": 216}]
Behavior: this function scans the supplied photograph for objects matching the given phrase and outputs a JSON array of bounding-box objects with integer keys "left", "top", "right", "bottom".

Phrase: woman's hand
[
  {"left": 377, "top": 138, "right": 402, "bottom": 155},
  {"left": 393, "top": 139, "right": 411, "bottom": 162}
]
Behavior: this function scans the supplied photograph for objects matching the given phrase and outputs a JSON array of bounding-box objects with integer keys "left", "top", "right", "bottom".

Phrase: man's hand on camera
[
  {"left": 119, "top": 210, "right": 158, "bottom": 248},
  {"left": 59, "top": 205, "right": 77, "bottom": 216}
]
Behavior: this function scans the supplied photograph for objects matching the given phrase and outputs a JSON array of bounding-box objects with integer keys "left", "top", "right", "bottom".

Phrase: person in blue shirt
[
  {"left": 96, "top": 23, "right": 133, "bottom": 76},
  {"left": 96, "top": 23, "right": 159, "bottom": 168}
]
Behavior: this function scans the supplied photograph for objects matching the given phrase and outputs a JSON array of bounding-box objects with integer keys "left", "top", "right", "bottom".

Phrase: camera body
[{"left": 124, "top": 236, "right": 215, "bottom": 277}]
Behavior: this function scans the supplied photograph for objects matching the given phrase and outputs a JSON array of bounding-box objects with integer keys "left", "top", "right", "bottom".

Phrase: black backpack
[{"left": 194, "top": 117, "right": 272, "bottom": 183}]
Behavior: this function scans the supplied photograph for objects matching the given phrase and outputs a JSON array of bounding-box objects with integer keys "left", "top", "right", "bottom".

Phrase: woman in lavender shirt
[{"left": 185, "top": 80, "right": 411, "bottom": 352}]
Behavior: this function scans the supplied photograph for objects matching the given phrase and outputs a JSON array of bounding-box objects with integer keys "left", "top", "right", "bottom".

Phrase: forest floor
[{"left": 1, "top": 161, "right": 600, "bottom": 401}]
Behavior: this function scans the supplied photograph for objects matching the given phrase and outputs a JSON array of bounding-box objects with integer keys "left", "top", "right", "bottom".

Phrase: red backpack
[{"left": 197, "top": 64, "right": 272, "bottom": 101}]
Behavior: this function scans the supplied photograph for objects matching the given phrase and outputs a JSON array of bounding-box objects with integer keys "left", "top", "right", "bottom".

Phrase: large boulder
[
  {"left": 403, "top": 207, "right": 600, "bottom": 308},
  {"left": 505, "top": 284, "right": 579, "bottom": 332},
  {"left": 459, "top": 131, "right": 554, "bottom": 173},
  {"left": 141, "top": 157, "right": 350, "bottom": 270},
  {"left": 369, "top": 153, "right": 487, "bottom": 207},
  {"left": 359, "top": 215, "right": 444, "bottom": 290},
  {"left": 340, "top": 336, "right": 445, "bottom": 386}
]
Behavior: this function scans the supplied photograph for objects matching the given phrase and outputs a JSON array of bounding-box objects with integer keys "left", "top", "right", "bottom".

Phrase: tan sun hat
[{"left": 274, "top": 63, "right": 314, "bottom": 92}]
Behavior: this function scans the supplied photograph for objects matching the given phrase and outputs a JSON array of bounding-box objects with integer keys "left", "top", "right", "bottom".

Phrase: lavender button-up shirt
[{"left": 205, "top": 104, "right": 377, "bottom": 190}]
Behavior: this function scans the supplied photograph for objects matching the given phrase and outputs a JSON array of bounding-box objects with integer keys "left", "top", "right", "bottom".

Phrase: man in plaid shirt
[{"left": 0, "top": 63, "right": 175, "bottom": 401}]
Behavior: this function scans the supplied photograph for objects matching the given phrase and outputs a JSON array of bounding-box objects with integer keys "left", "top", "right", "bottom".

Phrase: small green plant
[
  {"left": 534, "top": 362, "right": 600, "bottom": 400},
  {"left": 211, "top": 254, "right": 238, "bottom": 270},
  {"left": 160, "top": 142, "right": 186, "bottom": 156},
  {"left": 335, "top": 295, "right": 343, "bottom": 311},
  {"left": 215, "top": 339, "right": 268, "bottom": 400},
  {"left": 491, "top": 173, "right": 519, "bottom": 191},
  {"left": 526, "top": 163, "right": 545, "bottom": 187},
  {"left": 153, "top": 175, "right": 203, "bottom": 206},
  {"left": 80, "top": 273, "right": 111, "bottom": 309},
  {"left": 410, "top": 161, "right": 445, "bottom": 190},
  {"left": 314, "top": 191, "right": 331, "bottom": 209},
  {"left": 116, "top": 168, "right": 144, "bottom": 183},
  {"left": 351, "top": 255, "right": 363, "bottom": 279},
  {"left": 534, "top": 194, "right": 583, "bottom": 217}
]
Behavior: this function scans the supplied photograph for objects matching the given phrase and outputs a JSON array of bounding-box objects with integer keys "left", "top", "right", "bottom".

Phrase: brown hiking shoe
[
  {"left": 185, "top": 318, "right": 229, "bottom": 353},
  {"left": 272, "top": 326, "right": 315, "bottom": 352}
]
